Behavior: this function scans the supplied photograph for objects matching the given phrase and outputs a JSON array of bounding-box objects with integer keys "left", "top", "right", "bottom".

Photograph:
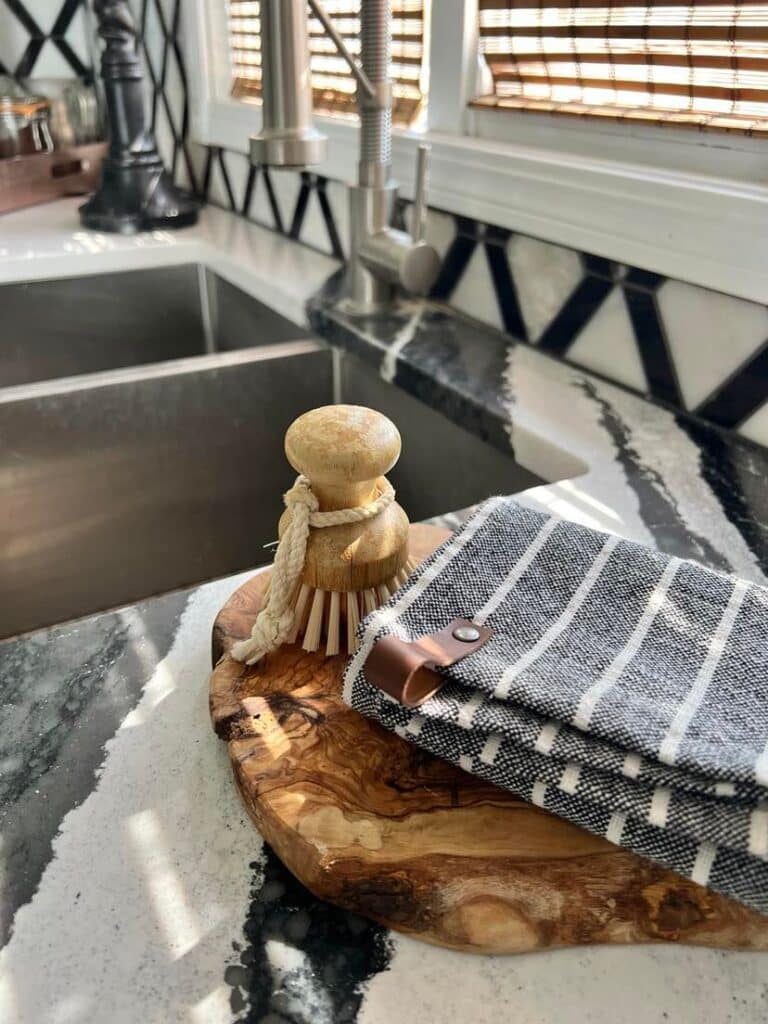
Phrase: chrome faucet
[{"left": 250, "top": 0, "right": 440, "bottom": 315}]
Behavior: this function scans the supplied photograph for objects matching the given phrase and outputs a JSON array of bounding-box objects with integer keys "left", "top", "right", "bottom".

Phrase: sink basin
[
  {"left": 0, "top": 265, "right": 302, "bottom": 388},
  {"left": 0, "top": 266, "right": 543, "bottom": 639}
]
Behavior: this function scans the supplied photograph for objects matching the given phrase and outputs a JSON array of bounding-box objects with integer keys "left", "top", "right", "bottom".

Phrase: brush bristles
[
  {"left": 288, "top": 583, "right": 312, "bottom": 644},
  {"left": 303, "top": 588, "right": 326, "bottom": 652},
  {"left": 286, "top": 559, "right": 416, "bottom": 658},
  {"left": 326, "top": 591, "right": 340, "bottom": 656},
  {"left": 346, "top": 590, "right": 360, "bottom": 655}
]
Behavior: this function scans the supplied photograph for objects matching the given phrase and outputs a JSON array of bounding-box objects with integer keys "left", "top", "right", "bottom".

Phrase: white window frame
[{"left": 185, "top": 0, "right": 768, "bottom": 304}]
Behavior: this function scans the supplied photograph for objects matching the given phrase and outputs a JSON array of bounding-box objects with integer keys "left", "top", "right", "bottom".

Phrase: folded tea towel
[{"left": 343, "top": 496, "right": 768, "bottom": 913}]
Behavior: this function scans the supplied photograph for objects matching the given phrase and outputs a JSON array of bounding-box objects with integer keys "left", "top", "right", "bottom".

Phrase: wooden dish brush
[{"left": 231, "top": 404, "right": 417, "bottom": 665}]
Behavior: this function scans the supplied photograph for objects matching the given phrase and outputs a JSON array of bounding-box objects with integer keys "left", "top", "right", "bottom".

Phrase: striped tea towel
[{"left": 342, "top": 497, "right": 768, "bottom": 913}]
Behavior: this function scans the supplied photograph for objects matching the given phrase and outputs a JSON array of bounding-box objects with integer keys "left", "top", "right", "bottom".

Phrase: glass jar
[{"left": 0, "top": 96, "right": 54, "bottom": 160}]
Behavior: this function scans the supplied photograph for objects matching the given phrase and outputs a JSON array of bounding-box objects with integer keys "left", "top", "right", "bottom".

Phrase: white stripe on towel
[
  {"left": 474, "top": 518, "right": 559, "bottom": 625},
  {"left": 457, "top": 691, "right": 484, "bottom": 730},
  {"left": 691, "top": 841, "right": 718, "bottom": 887},
  {"left": 606, "top": 810, "right": 627, "bottom": 845},
  {"left": 751, "top": 591, "right": 768, "bottom": 785},
  {"left": 493, "top": 535, "right": 620, "bottom": 700},
  {"left": 534, "top": 721, "right": 561, "bottom": 755},
  {"left": 622, "top": 753, "right": 642, "bottom": 779},
  {"left": 480, "top": 733, "right": 502, "bottom": 765},
  {"left": 559, "top": 761, "right": 582, "bottom": 795},
  {"left": 531, "top": 781, "right": 548, "bottom": 807},
  {"left": 748, "top": 804, "right": 768, "bottom": 858},
  {"left": 344, "top": 496, "right": 505, "bottom": 704},
  {"left": 405, "top": 714, "right": 425, "bottom": 737},
  {"left": 755, "top": 739, "right": 768, "bottom": 788},
  {"left": 648, "top": 786, "right": 672, "bottom": 828},
  {"left": 658, "top": 579, "right": 749, "bottom": 766},
  {"left": 572, "top": 557, "right": 681, "bottom": 730}
]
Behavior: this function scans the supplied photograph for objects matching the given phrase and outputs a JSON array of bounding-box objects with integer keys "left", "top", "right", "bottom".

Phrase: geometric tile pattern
[
  {"left": 3, "top": 1, "right": 768, "bottom": 447},
  {"left": 508, "top": 235, "right": 583, "bottom": 344},
  {"left": 568, "top": 287, "right": 647, "bottom": 394},
  {"left": 0, "top": 0, "right": 91, "bottom": 81},
  {"left": 133, "top": 0, "right": 198, "bottom": 191},
  {"left": 446, "top": 238, "right": 505, "bottom": 333},
  {"left": 696, "top": 345, "right": 768, "bottom": 430},
  {"left": 202, "top": 147, "right": 344, "bottom": 261},
  {"left": 659, "top": 281, "right": 768, "bottom": 419},
  {"left": 201, "top": 150, "right": 768, "bottom": 447}
]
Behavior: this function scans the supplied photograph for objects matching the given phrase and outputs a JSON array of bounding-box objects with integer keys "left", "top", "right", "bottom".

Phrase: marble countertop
[{"left": 1, "top": 200, "right": 767, "bottom": 1024}]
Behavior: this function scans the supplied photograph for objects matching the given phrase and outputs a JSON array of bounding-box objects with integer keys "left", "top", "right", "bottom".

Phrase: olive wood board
[{"left": 209, "top": 523, "right": 768, "bottom": 954}]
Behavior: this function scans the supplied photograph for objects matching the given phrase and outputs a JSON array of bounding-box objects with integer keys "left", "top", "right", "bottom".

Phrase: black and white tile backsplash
[
  {"left": 3, "top": 0, "right": 767, "bottom": 448},
  {"left": 0, "top": 0, "right": 91, "bottom": 81},
  {"left": 172, "top": 142, "right": 768, "bottom": 450}
]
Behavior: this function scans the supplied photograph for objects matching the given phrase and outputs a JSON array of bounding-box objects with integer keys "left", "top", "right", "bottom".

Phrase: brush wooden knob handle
[
  {"left": 285, "top": 405, "right": 401, "bottom": 510},
  {"left": 280, "top": 404, "right": 410, "bottom": 594}
]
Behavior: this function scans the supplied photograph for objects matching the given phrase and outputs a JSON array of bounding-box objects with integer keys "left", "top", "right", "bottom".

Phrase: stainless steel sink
[
  {"left": 0, "top": 265, "right": 543, "bottom": 639},
  {"left": 0, "top": 265, "right": 303, "bottom": 388}
]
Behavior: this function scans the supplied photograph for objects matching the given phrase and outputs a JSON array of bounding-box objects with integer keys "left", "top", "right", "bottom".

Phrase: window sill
[{"left": 197, "top": 96, "right": 768, "bottom": 305}]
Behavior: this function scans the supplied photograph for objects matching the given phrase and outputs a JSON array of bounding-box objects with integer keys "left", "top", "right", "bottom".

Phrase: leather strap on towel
[{"left": 364, "top": 619, "right": 493, "bottom": 707}]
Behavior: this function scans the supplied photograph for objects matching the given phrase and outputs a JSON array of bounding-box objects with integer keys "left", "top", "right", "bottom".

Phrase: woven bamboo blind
[
  {"left": 228, "top": 1, "right": 426, "bottom": 125},
  {"left": 474, "top": 1, "right": 768, "bottom": 135}
]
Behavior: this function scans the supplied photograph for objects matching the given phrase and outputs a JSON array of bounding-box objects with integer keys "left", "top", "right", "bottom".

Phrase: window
[
  {"left": 191, "top": 0, "right": 768, "bottom": 303},
  {"left": 474, "top": 2, "right": 768, "bottom": 135},
  {"left": 227, "top": 1, "right": 427, "bottom": 125}
]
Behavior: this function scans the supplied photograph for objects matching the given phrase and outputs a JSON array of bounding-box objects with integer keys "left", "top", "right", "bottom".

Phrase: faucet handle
[
  {"left": 411, "top": 143, "right": 430, "bottom": 243},
  {"left": 356, "top": 142, "right": 440, "bottom": 298}
]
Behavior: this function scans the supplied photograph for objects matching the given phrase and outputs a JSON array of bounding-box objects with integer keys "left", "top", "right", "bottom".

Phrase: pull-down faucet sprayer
[{"left": 251, "top": 0, "right": 440, "bottom": 314}]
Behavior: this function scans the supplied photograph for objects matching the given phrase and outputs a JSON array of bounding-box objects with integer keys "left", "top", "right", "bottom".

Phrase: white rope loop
[{"left": 230, "top": 474, "right": 395, "bottom": 665}]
